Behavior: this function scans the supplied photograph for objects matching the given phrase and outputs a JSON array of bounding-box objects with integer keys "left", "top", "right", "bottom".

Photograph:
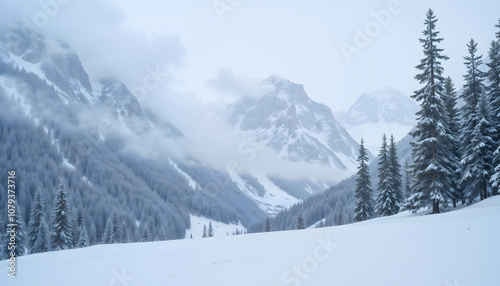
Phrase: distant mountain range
[{"left": 0, "top": 26, "right": 419, "bottom": 244}]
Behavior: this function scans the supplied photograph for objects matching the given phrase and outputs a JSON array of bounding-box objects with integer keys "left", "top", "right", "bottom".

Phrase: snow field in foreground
[{"left": 2, "top": 196, "right": 500, "bottom": 286}]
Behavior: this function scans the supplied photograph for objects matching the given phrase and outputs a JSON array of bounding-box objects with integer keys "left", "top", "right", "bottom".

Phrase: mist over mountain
[
  {"left": 225, "top": 74, "right": 361, "bottom": 170},
  {"left": 0, "top": 25, "right": 374, "bottom": 248},
  {"left": 341, "top": 87, "right": 419, "bottom": 154}
]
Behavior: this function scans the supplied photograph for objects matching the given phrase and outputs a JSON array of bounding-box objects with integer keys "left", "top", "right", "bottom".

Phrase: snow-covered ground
[{"left": 3, "top": 196, "right": 500, "bottom": 285}]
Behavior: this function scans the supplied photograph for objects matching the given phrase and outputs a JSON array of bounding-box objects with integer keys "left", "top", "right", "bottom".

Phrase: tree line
[{"left": 354, "top": 9, "right": 500, "bottom": 220}]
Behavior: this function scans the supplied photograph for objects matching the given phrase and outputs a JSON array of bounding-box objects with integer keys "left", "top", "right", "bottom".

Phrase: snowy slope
[
  {"left": 185, "top": 215, "right": 246, "bottom": 239},
  {"left": 4, "top": 196, "right": 500, "bottom": 286}
]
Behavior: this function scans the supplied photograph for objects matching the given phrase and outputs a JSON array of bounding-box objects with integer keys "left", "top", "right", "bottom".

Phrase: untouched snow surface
[{"left": 3, "top": 196, "right": 500, "bottom": 285}]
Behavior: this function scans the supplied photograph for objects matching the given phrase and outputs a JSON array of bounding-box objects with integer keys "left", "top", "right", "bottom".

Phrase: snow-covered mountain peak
[
  {"left": 261, "top": 73, "right": 290, "bottom": 86},
  {"left": 0, "top": 27, "right": 95, "bottom": 104},
  {"left": 225, "top": 75, "right": 361, "bottom": 171},
  {"left": 343, "top": 87, "right": 418, "bottom": 127},
  {"left": 342, "top": 87, "right": 418, "bottom": 154}
]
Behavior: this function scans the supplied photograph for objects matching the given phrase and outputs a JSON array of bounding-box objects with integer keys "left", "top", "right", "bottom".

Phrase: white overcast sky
[{"left": 2, "top": 0, "right": 500, "bottom": 112}]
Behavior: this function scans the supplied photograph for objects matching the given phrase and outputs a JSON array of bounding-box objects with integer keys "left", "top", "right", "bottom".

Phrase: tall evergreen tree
[
  {"left": 207, "top": 221, "right": 214, "bottom": 237},
  {"left": 102, "top": 216, "right": 114, "bottom": 244},
  {"left": 409, "top": 9, "right": 452, "bottom": 214},
  {"left": 462, "top": 94, "right": 496, "bottom": 203},
  {"left": 265, "top": 217, "right": 271, "bottom": 232},
  {"left": 296, "top": 213, "right": 305, "bottom": 229},
  {"left": 28, "top": 192, "right": 50, "bottom": 253},
  {"left": 28, "top": 192, "right": 44, "bottom": 251},
  {"left": 488, "top": 21, "right": 500, "bottom": 195},
  {"left": 33, "top": 218, "right": 50, "bottom": 253},
  {"left": 376, "top": 134, "right": 392, "bottom": 216},
  {"left": 459, "top": 39, "right": 492, "bottom": 203},
  {"left": 442, "top": 76, "right": 462, "bottom": 206},
  {"left": 50, "top": 180, "right": 74, "bottom": 251},
  {"left": 388, "top": 135, "right": 404, "bottom": 210},
  {"left": 202, "top": 225, "right": 207, "bottom": 238},
  {"left": 354, "top": 138, "right": 375, "bottom": 221},
  {"left": 376, "top": 134, "right": 403, "bottom": 216}
]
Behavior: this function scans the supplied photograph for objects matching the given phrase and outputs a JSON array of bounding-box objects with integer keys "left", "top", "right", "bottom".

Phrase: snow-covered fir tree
[
  {"left": 265, "top": 217, "right": 271, "bottom": 232},
  {"left": 76, "top": 225, "right": 89, "bottom": 248},
  {"left": 461, "top": 93, "right": 496, "bottom": 203},
  {"left": 376, "top": 134, "right": 403, "bottom": 216},
  {"left": 34, "top": 218, "right": 51, "bottom": 253},
  {"left": 208, "top": 221, "right": 214, "bottom": 237},
  {"left": 73, "top": 208, "right": 89, "bottom": 248},
  {"left": 144, "top": 220, "right": 155, "bottom": 242},
  {"left": 376, "top": 134, "right": 392, "bottom": 216},
  {"left": 111, "top": 213, "right": 121, "bottom": 242},
  {"left": 488, "top": 21, "right": 500, "bottom": 195},
  {"left": 28, "top": 191, "right": 50, "bottom": 253},
  {"left": 459, "top": 39, "right": 494, "bottom": 203},
  {"left": 333, "top": 200, "right": 345, "bottom": 225},
  {"left": 408, "top": 9, "right": 452, "bottom": 214},
  {"left": 388, "top": 134, "right": 404, "bottom": 211},
  {"left": 50, "top": 180, "right": 74, "bottom": 250},
  {"left": 442, "top": 76, "right": 462, "bottom": 206},
  {"left": 102, "top": 216, "right": 113, "bottom": 244},
  {"left": 202, "top": 225, "right": 207, "bottom": 238},
  {"left": 297, "top": 213, "right": 306, "bottom": 229},
  {"left": 354, "top": 138, "right": 375, "bottom": 221}
]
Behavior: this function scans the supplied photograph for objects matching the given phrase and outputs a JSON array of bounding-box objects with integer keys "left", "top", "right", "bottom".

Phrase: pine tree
[
  {"left": 388, "top": 135, "right": 404, "bottom": 211},
  {"left": 102, "top": 216, "right": 113, "bottom": 244},
  {"left": 296, "top": 213, "right": 305, "bottom": 229},
  {"left": 50, "top": 180, "right": 74, "bottom": 251},
  {"left": 76, "top": 225, "right": 89, "bottom": 248},
  {"left": 376, "top": 134, "right": 403, "bottom": 216},
  {"left": 28, "top": 191, "right": 47, "bottom": 253},
  {"left": 462, "top": 94, "right": 496, "bottom": 203},
  {"left": 332, "top": 200, "right": 343, "bottom": 225},
  {"left": 33, "top": 218, "right": 50, "bottom": 253},
  {"left": 459, "top": 39, "right": 493, "bottom": 203},
  {"left": 111, "top": 213, "right": 121, "bottom": 243},
  {"left": 442, "top": 76, "right": 462, "bottom": 206},
  {"left": 72, "top": 208, "right": 83, "bottom": 246},
  {"left": 265, "top": 217, "right": 271, "bottom": 232},
  {"left": 354, "top": 138, "right": 375, "bottom": 221},
  {"left": 376, "top": 134, "right": 392, "bottom": 216},
  {"left": 202, "top": 225, "right": 207, "bottom": 238},
  {"left": 207, "top": 221, "right": 214, "bottom": 237},
  {"left": 488, "top": 21, "right": 500, "bottom": 195},
  {"left": 409, "top": 9, "right": 452, "bottom": 214},
  {"left": 144, "top": 221, "right": 154, "bottom": 242}
]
